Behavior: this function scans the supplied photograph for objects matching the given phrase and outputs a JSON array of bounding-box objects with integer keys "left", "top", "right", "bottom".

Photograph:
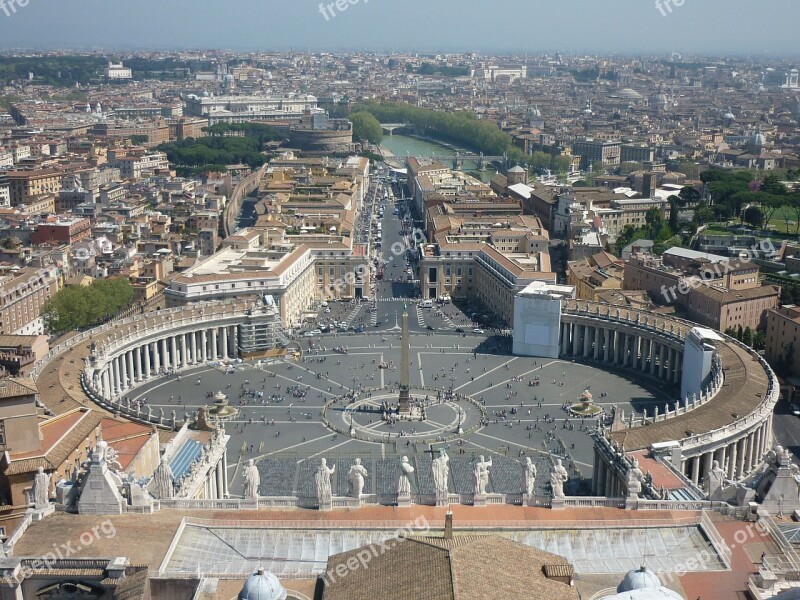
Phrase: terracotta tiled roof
[
  {"left": 323, "top": 535, "right": 578, "bottom": 600},
  {"left": 0, "top": 377, "right": 38, "bottom": 399},
  {"left": 5, "top": 409, "right": 102, "bottom": 475}
]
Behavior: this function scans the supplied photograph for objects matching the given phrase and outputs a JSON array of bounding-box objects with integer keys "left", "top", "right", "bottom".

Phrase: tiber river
[{"left": 379, "top": 134, "right": 500, "bottom": 183}]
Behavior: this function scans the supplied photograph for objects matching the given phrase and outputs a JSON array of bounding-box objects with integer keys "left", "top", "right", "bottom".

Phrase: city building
[
  {"left": 0, "top": 265, "right": 60, "bottom": 335},
  {"left": 106, "top": 61, "right": 133, "bottom": 79}
]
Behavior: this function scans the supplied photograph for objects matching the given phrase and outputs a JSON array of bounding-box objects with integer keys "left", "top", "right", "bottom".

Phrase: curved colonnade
[
  {"left": 28, "top": 298, "right": 780, "bottom": 499},
  {"left": 561, "top": 301, "right": 779, "bottom": 490}
]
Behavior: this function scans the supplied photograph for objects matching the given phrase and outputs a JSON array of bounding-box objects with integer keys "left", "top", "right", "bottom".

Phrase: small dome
[
  {"left": 616, "top": 88, "right": 643, "bottom": 100},
  {"left": 619, "top": 566, "right": 661, "bottom": 592},
  {"left": 238, "top": 569, "right": 287, "bottom": 600}
]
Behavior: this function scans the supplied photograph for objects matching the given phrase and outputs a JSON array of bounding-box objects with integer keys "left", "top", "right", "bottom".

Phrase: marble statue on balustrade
[
  {"left": 432, "top": 448, "right": 450, "bottom": 506},
  {"left": 315, "top": 458, "right": 335, "bottom": 507},
  {"left": 626, "top": 459, "right": 644, "bottom": 499},
  {"left": 473, "top": 455, "right": 492, "bottom": 496},
  {"left": 33, "top": 467, "right": 51, "bottom": 509},
  {"left": 397, "top": 456, "right": 415, "bottom": 498},
  {"left": 243, "top": 459, "right": 260, "bottom": 500},
  {"left": 705, "top": 459, "right": 726, "bottom": 500},
  {"left": 348, "top": 458, "right": 369, "bottom": 500},
  {"left": 523, "top": 457, "right": 537, "bottom": 497},
  {"left": 153, "top": 457, "right": 175, "bottom": 500},
  {"left": 549, "top": 459, "right": 569, "bottom": 499}
]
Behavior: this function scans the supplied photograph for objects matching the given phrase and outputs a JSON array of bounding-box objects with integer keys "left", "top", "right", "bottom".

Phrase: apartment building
[
  {"left": 31, "top": 217, "right": 92, "bottom": 246},
  {"left": 6, "top": 169, "right": 61, "bottom": 205},
  {"left": 406, "top": 157, "right": 451, "bottom": 216},
  {"left": 623, "top": 252, "right": 779, "bottom": 331},
  {"left": 567, "top": 251, "right": 624, "bottom": 301},
  {"left": 110, "top": 152, "right": 170, "bottom": 180},
  {"left": 0, "top": 265, "right": 60, "bottom": 335},
  {"left": 572, "top": 139, "right": 622, "bottom": 168},
  {"left": 165, "top": 231, "right": 317, "bottom": 329},
  {"left": 765, "top": 305, "right": 800, "bottom": 375}
]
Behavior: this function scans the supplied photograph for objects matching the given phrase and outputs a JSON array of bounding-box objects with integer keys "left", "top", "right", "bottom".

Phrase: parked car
[
  {"left": 473, "top": 328, "right": 485, "bottom": 334},
  {"left": 791, "top": 403, "right": 800, "bottom": 417}
]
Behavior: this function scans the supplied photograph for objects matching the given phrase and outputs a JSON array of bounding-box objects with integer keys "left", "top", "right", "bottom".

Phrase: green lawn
[{"left": 768, "top": 205, "right": 800, "bottom": 235}]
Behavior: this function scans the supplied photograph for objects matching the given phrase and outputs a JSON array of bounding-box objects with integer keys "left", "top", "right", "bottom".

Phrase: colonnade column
[
  {"left": 143, "top": 344, "right": 151, "bottom": 378},
  {"left": 728, "top": 441, "right": 738, "bottom": 480},
  {"left": 152, "top": 341, "right": 160, "bottom": 375},
  {"left": 190, "top": 332, "right": 197, "bottom": 364},
  {"left": 180, "top": 335, "right": 188, "bottom": 369},
  {"left": 230, "top": 325, "right": 238, "bottom": 358},
  {"left": 571, "top": 325, "right": 580, "bottom": 356},
  {"left": 592, "top": 327, "right": 600, "bottom": 360},
  {"left": 171, "top": 336, "right": 178, "bottom": 370},
  {"left": 119, "top": 355, "right": 128, "bottom": 391},
  {"left": 648, "top": 341, "right": 656, "bottom": 375},
  {"left": 690, "top": 455, "right": 700, "bottom": 485},
  {"left": 102, "top": 369, "right": 111, "bottom": 398},
  {"left": 752, "top": 427, "right": 763, "bottom": 472},
  {"left": 126, "top": 352, "right": 135, "bottom": 387},
  {"left": 582, "top": 325, "right": 590, "bottom": 358},
  {"left": 112, "top": 359, "right": 121, "bottom": 395},
  {"left": 160, "top": 338, "right": 169, "bottom": 371},
  {"left": 201, "top": 330, "right": 208, "bottom": 363},
  {"left": 211, "top": 328, "right": 219, "bottom": 361},
  {"left": 220, "top": 327, "right": 229, "bottom": 361},
  {"left": 215, "top": 462, "right": 225, "bottom": 500},
  {"left": 134, "top": 346, "right": 142, "bottom": 382},
  {"left": 703, "top": 452, "right": 713, "bottom": 486}
]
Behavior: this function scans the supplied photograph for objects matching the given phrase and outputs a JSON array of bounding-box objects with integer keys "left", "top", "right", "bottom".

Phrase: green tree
[
  {"left": 42, "top": 277, "right": 135, "bottom": 334},
  {"left": 693, "top": 201, "right": 714, "bottom": 225},
  {"left": 551, "top": 155, "right": 572, "bottom": 174},
  {"left": 645, "top": 207, "right": 666, "bottom": 238},
  {"left": 742, "top": 327, "right": 753, "bottom": 347},
  {"left": 743, "top": 205, "right": 764, "bottom": 229},
  {"left": 668, "top": 197, "right": 680, "bottom": 233},
  {"left": 349, "top": 111, "right": 384, "bottom": 144},
  {"left": 130, "top": 135, "right": 149, "bottom": 145},
  {"left": 678, "top": 186, "right": 701, "bottom": 205},
  {"left": 752, "top": 330, "right": 766, "bottom": 351}
]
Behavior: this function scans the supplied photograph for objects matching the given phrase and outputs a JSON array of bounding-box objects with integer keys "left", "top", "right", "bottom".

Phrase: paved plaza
[{"left": 126, "top": 331, "right": 674, "bottom": 498}]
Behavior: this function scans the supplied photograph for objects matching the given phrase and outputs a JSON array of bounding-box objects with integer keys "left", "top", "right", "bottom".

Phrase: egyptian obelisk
[{"left": 399, "top": 304, "right": 410, "bottom": 414}]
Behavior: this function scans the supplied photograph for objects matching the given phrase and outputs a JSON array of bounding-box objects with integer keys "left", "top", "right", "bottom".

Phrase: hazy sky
[{"left": 0, "top": 0, "right": 798, "bottom": 55}]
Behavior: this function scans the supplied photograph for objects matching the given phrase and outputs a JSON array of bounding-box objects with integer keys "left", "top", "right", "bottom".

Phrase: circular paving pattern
[{"left": 322, "top": 387, "right": 487, "bottom": 444}]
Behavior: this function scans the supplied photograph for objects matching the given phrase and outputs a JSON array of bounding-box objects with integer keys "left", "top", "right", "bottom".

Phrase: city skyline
[{"left": 0, "top": 0, "right": 798, "bottom": 56}]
